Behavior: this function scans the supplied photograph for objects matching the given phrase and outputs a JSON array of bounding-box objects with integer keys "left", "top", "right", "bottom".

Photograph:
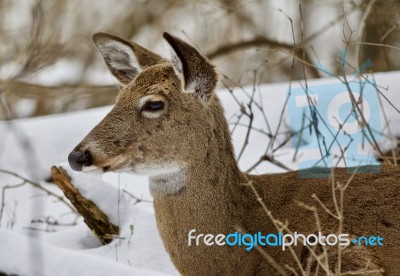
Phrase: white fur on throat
[{"left": 146, "top": 164, "right": 187, "bottom": 197}]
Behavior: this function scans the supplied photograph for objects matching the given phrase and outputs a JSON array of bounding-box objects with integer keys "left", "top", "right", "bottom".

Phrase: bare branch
[
  {"left": 51, "top": 166, "right": 119, "bottom": 245},
  {"left": 0, "top": 168, "right": 76, "bottom": 212}
]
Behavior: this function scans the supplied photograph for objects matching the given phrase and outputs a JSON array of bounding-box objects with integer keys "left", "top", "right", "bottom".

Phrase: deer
[{"left": 68, "top": 32, "right": 400, "bottom": 276}]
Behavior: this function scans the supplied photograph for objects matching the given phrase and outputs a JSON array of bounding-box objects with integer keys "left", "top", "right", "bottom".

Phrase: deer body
[
  {"left": 69, "top": 32, "right": 400, "bottom": 275},
  {"left": 154, "top": 168, "right": 400, "bottom": 275}
]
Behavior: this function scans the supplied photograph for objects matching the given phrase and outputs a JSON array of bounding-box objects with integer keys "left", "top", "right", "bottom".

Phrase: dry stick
[
  {"left": 354, "top": 0, "right": 378, "bottom": 70},
  {"left": 374, "top": 74, "right": 398, "bottom": 165},
  {"left": 208, "top": 36, "right": 294, "bottom": 59},
  {"left": 223, "top": 73, "right": 291, "bottom": 164},
  {"left": 336, "top": 175, "right": 348, "bottom": 275},
  {"left": 296, "top": 201, "right": 330, "bottom": 274},
  {"left": 350, "top": 42, "right": 400, "bottom": 52},
  {"left": 232, "top": 122, "right": 272, "bottom": 137},
  {"left": 221, "top": 75, "right": 292, "bottom": 172},
  {"left": 338, "top": 3, "right": 385, "bottom": 160},
  {"left": 236, "top": 71, "right": 257, "bottom": 162},
  {"left": 0, "top": 181, "right": 25, "bottom": 225},
  {"left": 314, "top": 171, "right": 344, "bottom": 274},
  {"left": 235, "top": 76, "right": 271, "bottom": 133},
  {"left": 230, "top": 111, "right": 245, "bottom": 135},
  {"left": 267, "top": 8, "right": 297, "bottom": 163},
  {"left": 208, "top": 36, "right": 320, "bottom": 79},
  {"left": 341, "top": 269, "right": 384, "bottom": 275},
  {"left": 318, "top": 109, "right": 359, "bottom": 169},
  {"left": 222, "top": 75, "right": 274, "bottom": 139},
  {"left": 343, "top": 60, "right": 400, "bottom": 114},
  {"left": 121, "top": 189, "right": 152, "bottom": 204},
  {"left": 246, "top": 154, "right": 292, "bottom": 173},
  {"left": 255, "top": 77, "right": 274, "bottom": 136},
  {"left": 236, "top": 107, "right": 253, "bottom": 162},
  {"left": 0, "top": 85, "right": 14, "bottom": 120},
  {"left": 292, "top": 1, "right": 310, "bottom": 166},
  {"left": 51, "top": 166, "right": 119, "bottom": 245},
  {"left": 341, "top": 69, "right": 384, "bottom": 159},
  {"left": 0, "top": 168, "right": 75, "bottom": 212}
]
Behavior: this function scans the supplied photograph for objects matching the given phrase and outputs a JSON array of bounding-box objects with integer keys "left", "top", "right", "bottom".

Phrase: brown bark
[{"left": 51, "top": 166, "right": 119, "bottom": 244}]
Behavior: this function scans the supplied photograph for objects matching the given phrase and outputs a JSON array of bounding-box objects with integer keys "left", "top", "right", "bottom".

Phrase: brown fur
[{"left": 69, "top": 32, "right": 400, "bottom": 275}]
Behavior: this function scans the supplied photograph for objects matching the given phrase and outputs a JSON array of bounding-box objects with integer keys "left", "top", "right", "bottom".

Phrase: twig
[
  {"left": 354, "top": 0, "right": 378, "bottom": 69},
  {"left": 0, "top": 181, "right": 25, "bottom": 226},
  {"left": 208, "top": 36, "right": 320, "bottom": 79},
  {"left": 246, "top": 154, "right": 292, "bottom": 173},
  {"left": 121, "top": 189, "right": 152, "bottom": 204},
  {"left": 350, "top": 41, "right": 400, "bottom": 52},
  {"left": 0, "top": 168, "right": 76, "bottom": 213}
]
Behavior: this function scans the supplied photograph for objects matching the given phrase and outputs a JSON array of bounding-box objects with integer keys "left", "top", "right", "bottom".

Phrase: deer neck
[
  {"left": 150, "top": 116, "right": 247, "bottom": 234},
  {"left": 149, "top": 147, "right": 242, "bottom": 201}
]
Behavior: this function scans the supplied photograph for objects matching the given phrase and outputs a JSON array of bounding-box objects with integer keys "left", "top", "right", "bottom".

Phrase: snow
[
  {"left": 0, "top": 71, "right": 399, "bottom": 275},
  {"left": 0, "top": 229, "right": 168, "bottom": 276}
]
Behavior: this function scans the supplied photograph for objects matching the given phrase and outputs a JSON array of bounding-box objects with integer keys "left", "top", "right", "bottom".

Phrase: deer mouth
[
  {"left": 98, "top": 160, "right": 131, "bottom": 173},
  {"left": 81, "top": 165, "right": 119, "bottom": 174},
  {"left": 85, "top": 154, "right": 130, "bottom": 173},
  {"left": 81, "top": 165, "right": 103, "bottom": 174}
]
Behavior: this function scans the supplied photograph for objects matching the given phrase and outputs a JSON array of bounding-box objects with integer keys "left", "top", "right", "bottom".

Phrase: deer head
[{"left": 68, "top": 32, "right": 226, "bottom": 184}]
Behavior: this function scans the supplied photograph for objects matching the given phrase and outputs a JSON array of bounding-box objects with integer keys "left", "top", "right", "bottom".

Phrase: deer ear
[
  {"left": 93, "top": 32, "right": 165, "bottom": 85},
  {"left": 163, "top": 32, "right": 218, "bottom": 103}
]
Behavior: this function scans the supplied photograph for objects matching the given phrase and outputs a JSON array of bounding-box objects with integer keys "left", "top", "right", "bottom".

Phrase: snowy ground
[{"left": 0, "top": 71, "right": 399, "bottom": 275}]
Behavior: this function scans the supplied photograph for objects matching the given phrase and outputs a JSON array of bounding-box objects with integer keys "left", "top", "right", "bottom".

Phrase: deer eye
[{"left": 142, "top": 101, "right": 165, "bottom": 112}]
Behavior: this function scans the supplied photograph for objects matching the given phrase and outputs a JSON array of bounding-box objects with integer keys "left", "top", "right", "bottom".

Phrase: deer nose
[{"left": 68, "top": 150, "right": 93, "bottom": 171}]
